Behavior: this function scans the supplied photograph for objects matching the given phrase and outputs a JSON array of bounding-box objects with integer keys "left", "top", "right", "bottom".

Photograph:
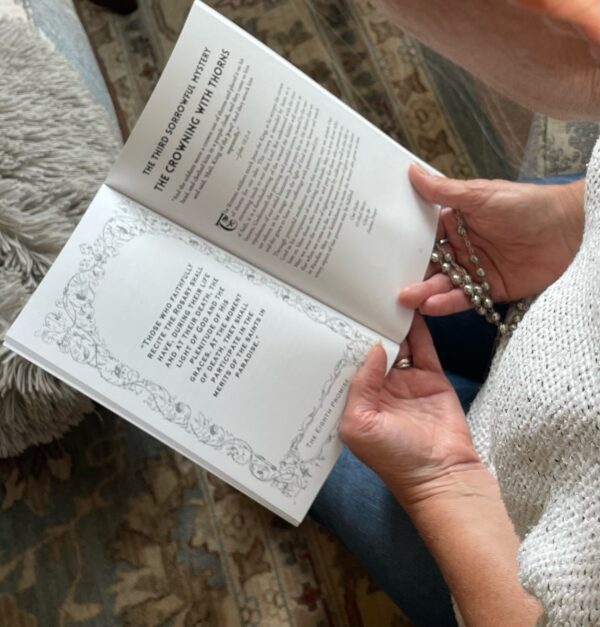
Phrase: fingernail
[
  {"left": 368, "top": 340, "right": 383, "bottom": 356},
  {"left": 412, "top": 163, "right": 431, "bottom": 176}
]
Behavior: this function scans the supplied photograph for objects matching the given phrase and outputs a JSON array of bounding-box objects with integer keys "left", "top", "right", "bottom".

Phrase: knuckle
[{"left": 462, "top": 179, "right": 489, "bottom": 206}]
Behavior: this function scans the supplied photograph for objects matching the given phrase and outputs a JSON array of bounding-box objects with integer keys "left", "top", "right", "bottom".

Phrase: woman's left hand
[
  {"left": 340, "top": 315, "right": 482, "bottom": 505},
  {"left": 341, "top": 315, "right": 542, "bottom": 624}
]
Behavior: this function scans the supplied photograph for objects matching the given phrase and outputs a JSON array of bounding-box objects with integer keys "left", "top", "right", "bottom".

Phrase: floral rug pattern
[{"left": 1, "top": 410, "right": 410, "bottom": 626}]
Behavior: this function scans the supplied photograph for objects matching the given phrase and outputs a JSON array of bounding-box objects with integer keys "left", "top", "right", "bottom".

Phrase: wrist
[
  {"left": 556, "top": 178, "right": 585, "bottom": 253},
  {"left": 397, "top": 465, "right": 542, "bottom": 626},
  {"left": 388, "top": 461, "right": 493, "bottom": 513}
]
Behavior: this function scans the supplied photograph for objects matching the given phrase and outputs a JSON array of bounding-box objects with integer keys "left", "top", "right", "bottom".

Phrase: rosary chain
[{"left": 430, "top": 209, "right": 528, "bottom": 338}]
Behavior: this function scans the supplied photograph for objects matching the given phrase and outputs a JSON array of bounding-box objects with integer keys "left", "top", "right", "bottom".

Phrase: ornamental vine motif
[{"left": 39, "top": 197, "right": 372, "bottom": 497}]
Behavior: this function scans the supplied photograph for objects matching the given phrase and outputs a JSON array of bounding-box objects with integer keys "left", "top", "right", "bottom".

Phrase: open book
[{"left": 5, "top": 1, "right": 437, "bottom": 525}]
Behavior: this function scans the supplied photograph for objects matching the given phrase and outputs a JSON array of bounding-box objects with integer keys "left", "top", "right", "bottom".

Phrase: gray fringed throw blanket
[{"left": 0, "top": 19, "right": 120, "bottom": 456}]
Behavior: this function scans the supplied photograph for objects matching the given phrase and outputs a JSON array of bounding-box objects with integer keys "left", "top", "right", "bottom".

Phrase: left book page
[{"left": 4, "top": 185, "right": 398, "bottom": 525}]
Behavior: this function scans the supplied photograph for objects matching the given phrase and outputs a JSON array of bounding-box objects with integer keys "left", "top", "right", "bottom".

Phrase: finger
[
  {"left": 346, "top": 343, "right": 387, "bottom": 413},
  {"left": 409, "top": 165, "right": 487, "bottom": 214},
  {"left": 407, "top": 314, "right": 443, "bottom": 373},
  {"left": 396, "top": 339, "right": 410, "bottom": 360},
  {"left": 392, "top": 339, "right": 412, "bottom": 369},
  {"left": 398, "top": 273, "right": 453, "bottom": 309},
  {"left": 418, "top": 289, "right": 472, "bottom": 316}
]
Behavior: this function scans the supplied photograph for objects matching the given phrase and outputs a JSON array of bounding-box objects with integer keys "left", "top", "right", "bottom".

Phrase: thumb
[
  {"left": 409, "top": 165, "right": 487, "bottom": 214},
  {"left": 346, "top": 343, "right": 387, "bottom": 414}
]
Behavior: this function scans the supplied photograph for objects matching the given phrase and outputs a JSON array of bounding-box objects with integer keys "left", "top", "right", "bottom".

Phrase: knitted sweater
[{"left": 467, "top": 137, "right": 600, "bottom": 625}]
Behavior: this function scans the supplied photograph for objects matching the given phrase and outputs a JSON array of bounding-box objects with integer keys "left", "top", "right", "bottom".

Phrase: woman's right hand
[{"left": 399, "top": 166, "right": 585, "bottom": 316}]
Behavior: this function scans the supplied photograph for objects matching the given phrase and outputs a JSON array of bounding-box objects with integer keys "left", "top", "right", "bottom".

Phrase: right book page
[{"left": 107, "top": 0, "right": 438, "bottom": 344}]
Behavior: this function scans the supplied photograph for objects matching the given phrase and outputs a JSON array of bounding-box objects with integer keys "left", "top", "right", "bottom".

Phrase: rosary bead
[
  {"left": 451, "top": 272, "right": 462, "bottom": 286},
  {"left": 431, "top": 251, "right": 441, "bottom": 263},
  {"left": 449, "top": 212, "right": 526, "bottom": 337}
]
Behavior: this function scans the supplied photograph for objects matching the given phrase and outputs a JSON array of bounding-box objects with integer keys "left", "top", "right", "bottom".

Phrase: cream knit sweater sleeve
[{"left": 467, "top": 138, "right": 600, "bottom": 626}]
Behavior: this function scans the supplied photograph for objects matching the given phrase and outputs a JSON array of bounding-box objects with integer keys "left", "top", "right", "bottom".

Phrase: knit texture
[{"left": 468, "top": 137, "right": 600, "bottom": 625}]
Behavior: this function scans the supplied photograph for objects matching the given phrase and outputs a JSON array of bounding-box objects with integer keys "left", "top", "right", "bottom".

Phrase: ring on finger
[{"left": 393, "top": 356, "right": 413, "bottom": 369}]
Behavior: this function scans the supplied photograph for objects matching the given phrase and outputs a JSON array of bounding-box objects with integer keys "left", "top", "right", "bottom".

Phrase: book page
[
  {"left": 106, "top": 1, "right": 438, "bottom": 345},
  {"left": 5, "top": 185, "right": 398, "bottom": 525}
]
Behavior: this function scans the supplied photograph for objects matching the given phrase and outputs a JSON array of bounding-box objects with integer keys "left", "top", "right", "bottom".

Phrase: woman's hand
[
  {"left": 340, "top": 315, "right": 482, "bottom": 505},
  {"left": 399, "top": 166, "right": 584, "bottom": 316},
  {"left": 340, "top": 316, "right": 542, "bottom": 624}
]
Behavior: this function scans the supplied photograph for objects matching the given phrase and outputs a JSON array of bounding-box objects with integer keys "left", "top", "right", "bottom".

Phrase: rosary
[{"left": 430, "top": 209, "right": 528, "bottom": 338}]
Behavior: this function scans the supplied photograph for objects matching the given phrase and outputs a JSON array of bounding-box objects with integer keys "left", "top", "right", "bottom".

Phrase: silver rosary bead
[{"left": 431, "top": 222, "right": 528, "bottom": 340}]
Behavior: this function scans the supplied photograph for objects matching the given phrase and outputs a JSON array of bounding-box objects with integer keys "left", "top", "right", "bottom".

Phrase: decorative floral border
[{"left": 39, "top": 197, "right": 373, "bottom": 497}]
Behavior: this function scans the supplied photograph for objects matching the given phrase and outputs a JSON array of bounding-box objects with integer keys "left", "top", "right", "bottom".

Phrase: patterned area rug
[
  {"left": 2, "top": 1, "right": 599, "bottom": 626},
  {"left": 75, "top": 0, "right": 599, "bottom": 179},
  {"left": 75, "top": 0, "right": 536, "bottom": 180}
]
